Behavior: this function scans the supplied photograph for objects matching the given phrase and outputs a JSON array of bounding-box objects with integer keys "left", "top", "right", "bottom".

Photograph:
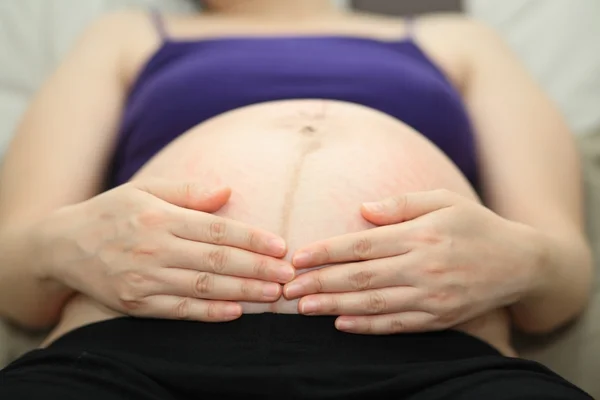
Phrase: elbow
[
  {"left": 27, "top": 304, "right": 65, "bottom": 332},
  {"left": 511, "top": 310, "right": 580, "bottom": 336},
  {"left": 511, "top": 261, "right": 594, "bottom": 335},
  {"left": 513, "top": 235, "right": 595, "bottom": 335},
  {"left": 1, "top": 305, "right": 60, "bottom": 333},
  {"left": 510, "top": 295, "right": 590, "bottom": 335},
  {"left": 0, "top": 293, "right": 67, "bottom": 332}
]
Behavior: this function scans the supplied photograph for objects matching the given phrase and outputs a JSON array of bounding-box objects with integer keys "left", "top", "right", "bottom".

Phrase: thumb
[
  {"left": 136, "top": 180, "right": 231, "bottom": 212},
  {"left": 361, "top": 190, "right": 456, "bottom": 225}
]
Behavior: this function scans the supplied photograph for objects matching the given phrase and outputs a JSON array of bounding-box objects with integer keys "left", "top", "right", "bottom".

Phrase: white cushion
[
  {"left": 0, "top": 0, "right": 196, "bottom": 158},
  {"left": 465, "top": 0, "right": 600, "bottom": 135}
]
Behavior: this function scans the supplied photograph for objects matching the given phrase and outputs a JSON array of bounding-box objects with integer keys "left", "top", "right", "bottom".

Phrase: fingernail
[
  {"left": 336, "top": 319, "right": 356, "bottom": 331},
  {"left": 363, "top": 202, "right": 384, "bottom": 214},
  {"left": 300, "top": 300, "right": 319, "bottom": 315},
  {"left": 208, "top": 186, "right": 229, "bottom": 196},
  {"left": 285, "top": 283, "right": 304, "bottom": 299},
  {"left": 224, "top": 304, "right": 242, "bottom": 318},
  {"left": 293, "top": 251, "right": 311, "bottom": 267},
  {"left": 263, "top": 284, "right": 281, "bottom": 298},
  {"left": 276, "top": 267, "right": 295, "bottom": 283},
  {"left": 268, "top": 238, "right": 286, "bottom": 254}
]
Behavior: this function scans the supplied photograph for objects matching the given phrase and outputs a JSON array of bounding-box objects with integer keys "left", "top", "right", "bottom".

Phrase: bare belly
[{"left": 45, "top": 100, "right": 515, "bottom": 356}]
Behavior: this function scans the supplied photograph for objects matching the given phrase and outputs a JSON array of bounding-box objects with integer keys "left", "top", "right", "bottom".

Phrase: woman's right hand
[{"left": 36, "top": 180, "right": 294, "bottom": 322}]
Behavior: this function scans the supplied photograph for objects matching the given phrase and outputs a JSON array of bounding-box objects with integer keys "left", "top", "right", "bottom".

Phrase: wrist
[
  {"left": 0, "top": 221, "right": 49, "bottom": 281},
  {"left": 28, "top": 208, "right": 76, "bottom": 286},
  {"left": 510, "top": 222, "right": 550, "bottom": 304}
]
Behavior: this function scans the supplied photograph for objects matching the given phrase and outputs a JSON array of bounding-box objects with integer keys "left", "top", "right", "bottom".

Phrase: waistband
[{"left": 49, "top": 314, "right": 501, "bottom": 365}]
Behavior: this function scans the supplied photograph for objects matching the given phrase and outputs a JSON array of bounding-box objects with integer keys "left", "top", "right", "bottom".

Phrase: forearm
[
  {"left": 510, "top": 227, "right": 594, "bottom": 334},
  {"left": 0, "top": 223, "right": 75, "bottom": 330}
]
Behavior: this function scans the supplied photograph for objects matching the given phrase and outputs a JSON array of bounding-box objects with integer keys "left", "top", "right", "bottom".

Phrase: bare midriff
[{"left": 44, "top": 100, "right": 515, "bottom": 356}]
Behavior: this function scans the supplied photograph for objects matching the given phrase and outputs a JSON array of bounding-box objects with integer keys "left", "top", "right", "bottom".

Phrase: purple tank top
[{"left": 108, "top": 14, "right": 479, "bottom": 188}]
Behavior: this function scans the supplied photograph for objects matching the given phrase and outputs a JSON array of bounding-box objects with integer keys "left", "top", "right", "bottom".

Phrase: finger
[
  {"left": 284, "top": 254, "right": 419, "bottom": 299},
  {"left": 135, "top": 179, "right": 232, "bottom": 213},
  {"left": 292, "top": 225, "right": 412, "bottom": 269},
  {"left": 167, "top": 239, "right": 295, "bottom": 284},
  {"left": 152, "top": 268, "right": 283, "bottom": 303},
  {"left": 297, "top": 287, "right": 422, "bottom": 316},
  {"left": 170, "top": 211, "right": 287, "bottom": 258},
  {"left": 128, "top": 295, "right": 243, "bottom": 322},
  {"left": 361, "top": 189, "right": 458, "bottom": 226},
  {"left": 335, "top": 312, "right": 438, "bottom": 335}
]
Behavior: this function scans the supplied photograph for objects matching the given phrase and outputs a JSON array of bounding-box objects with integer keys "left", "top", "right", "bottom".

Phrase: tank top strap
[
  {"left": 150, "top": 9, "right": 169, "bottom": 41},
  {"left": 404, "top": 16, "right": 417, "bottom": 40}
]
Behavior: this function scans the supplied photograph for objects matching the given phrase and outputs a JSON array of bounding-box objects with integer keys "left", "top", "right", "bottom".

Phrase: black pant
[{"left": 0, "top": 315, "right": 592, "bottom": 399}]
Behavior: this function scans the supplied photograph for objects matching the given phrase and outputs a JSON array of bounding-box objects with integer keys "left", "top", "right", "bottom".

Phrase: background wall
[
  {"left": 353, "top": 0, "right": 462, "bottom": 15},
  {"left": 467, "top": 0, "right": 600, "bottom": 135}
]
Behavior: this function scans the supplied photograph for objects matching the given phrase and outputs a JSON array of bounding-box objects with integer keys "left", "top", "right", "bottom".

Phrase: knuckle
[
  {"left": 352, "top": 238, "right": 373, "bottom": 260},
  {"left": 426, "top": 290, "right": 460, "bottom": 321},
  {"left": 391, "top": 194, "right": 409, "bottom": 212},
  {"left": 123, "top": 271, "right": 147, "bottom": 286},
  {"left": 435, "top": 188, "right": 453, "bottom": 199},
  {"left": 363, "top": 318, "right": 375, "bottom": 333},
  {"left": 208, "top": 220, "right": 228, "bottom": 244},
  {"left": 119, "top": 299, "right": 144, "bottom": 312},
  {"left": 129, "top": 243, "right": 159, "bottom": 261},
  {"left": 174, "top": 297, "right": 192, "bottom": 320},
  {"left": 366, "top": 291, "right": 387, "bottom": 314},
  {"left": 252, "top": 257, "right": 269, "bottom": 278},
  {"left": 390, "top": 318, "right": 406, "bottom": 332},
  {"left": 193, "top": 272, "right": 214, "bottom": 296},
  {"left": 437, "top": 306, "right": 463, "bottom": 326},
  {"left": 441, "top": 235, "right": 455, "bottom": 251},
  {"left": 423, "top": 260, "right": 447, "bottom": 277},
  {"left": 323, "top": 245, "right": 332, "bottom": 261},
  {"left": 206, "top": 248, "right": 229, "bottom": 274},
  {"left": 246, "top": 229, "right": 259, "bottom": 250},
  {"left": 240, "top": 280, "right": 255, "bottom": 298},
  {"left": 323, "top": 297, "right": 340, "bottom": 313},
  {"left": 181, "top": 183, "right": 197, "bottom": 205},
  {"left": 315, "top": 273, "right": 327, "bottom": 293},
  {"left": 314, "top": 245, "right": 332, "bottom": 264},
  {"left": 434, "top": 296, "right": 466, "bottom": 326},
  {"left": 116, "top": 272, "right": 148, "bottom": 302},
  {"left": 427, "top": 289, "right": 455, "bottom": 305},
  {"left": 136, "top": 209, "right": 169, "bottom": 229},
  {"left": 206, "top": 302, "right": 219, "bottom": 320},
  {"left": 415, "top": 223, "right": 444, "bottom": 246},
  {"left": 349, "top": 269, "right": 375, "bottom": 291}
]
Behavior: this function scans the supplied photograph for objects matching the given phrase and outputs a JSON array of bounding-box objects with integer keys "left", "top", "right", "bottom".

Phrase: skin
[
  {"left": 42, "top": 99, "right": 514, "bottom": 356},
  {"left": 0, "top": 0, "right": 592, "bottom": 351}
]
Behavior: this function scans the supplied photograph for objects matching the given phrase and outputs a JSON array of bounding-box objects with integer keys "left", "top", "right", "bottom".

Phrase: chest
[{"left": 111, "top": 38, "right": 479, "bottom": 188}]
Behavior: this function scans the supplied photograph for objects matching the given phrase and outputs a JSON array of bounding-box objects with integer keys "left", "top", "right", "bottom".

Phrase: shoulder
[
  {"left": 78, "top": 10, "right": 165, "bottom": 87},
  {"left": 411, "top": 13, "right": 512, "bottom": 89},
  {"left": 79, "top": 10, "right": 153, "bottom": 45},
  {"left": 415, "top": 13, "right": 504, "bottom": 46},
  {"left": 71, "top": 10, "right": 157, "bottom": 62}
]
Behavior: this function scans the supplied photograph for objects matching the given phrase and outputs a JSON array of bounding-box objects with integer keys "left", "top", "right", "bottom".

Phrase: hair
[{"left": 194, "top": 1, "right": 350, "bottom": 11}]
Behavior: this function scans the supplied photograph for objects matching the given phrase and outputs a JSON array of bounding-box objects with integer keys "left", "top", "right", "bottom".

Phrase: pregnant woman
[{"left": 0, "top": 1, "right": 593, "bottom": 399}]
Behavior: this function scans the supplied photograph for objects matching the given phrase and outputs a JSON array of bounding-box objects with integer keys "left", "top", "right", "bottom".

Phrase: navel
[{"left": 300, "top": 125, "right": 317, "bottom": 137}]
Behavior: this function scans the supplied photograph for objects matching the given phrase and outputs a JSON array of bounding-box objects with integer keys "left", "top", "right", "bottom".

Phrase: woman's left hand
[{"left": 283, "top": 189, "right": 543, "bottom": 334}]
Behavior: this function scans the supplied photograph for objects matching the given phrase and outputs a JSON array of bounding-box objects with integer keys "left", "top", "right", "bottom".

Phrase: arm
[
  {"left": 0, "top": 12, "right": 149, "bottom": 329},
  {"left": 458, "top": 19, "right": 593, "bottom": 334}
]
